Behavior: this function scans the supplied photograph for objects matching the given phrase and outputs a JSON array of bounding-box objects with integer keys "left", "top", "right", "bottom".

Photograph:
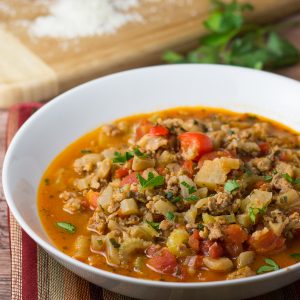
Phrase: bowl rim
[{"left": 3, "top": 64, "right": 300, "bottom": 289}]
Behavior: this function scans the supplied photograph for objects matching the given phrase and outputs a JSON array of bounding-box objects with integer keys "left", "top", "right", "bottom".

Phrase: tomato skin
[
  {"left": 136, "top": 121, "right": 153, "bottom": 140},
  {"left": 86, "top": 190, "right": 100, "bottom": 210},
  {"left": 198, "top": 150, "right": 232, "bottom": 168},
  {"left": 149, "top": 125, "right": 169, "bottom": 136},
  {"left": 209, "top": 242, "right": 224, "bottom": 259},
  {"left": 258, "top": 142, "right": 270, "bottom": 155},
  {"left": 179, "top": 132, "right": 213, "bottom": 161},
  {"left": 182, "top": 160, "right": 194, "bottom": 177},
  {"left": 225, "top": 242, "right": 243, "bottom": 258},
  {"left": 188, "top": 230, "right": 200, "bottom": 252},
  {"left": 249, "top": 229, "right": 286, "bottom": 254},
  {"left": 147, "top": 248, "right": 178, "bottom": 275},
  {"left": 224, "top": 224, "right": 248, "bottom": 244},
  {"left": 115, "top": 168, "right": 129, "bottom": 179},
  {"left": 186, "top": 255, "right": 203, "bottom": 269},
  {"left": 120, "top": 172, "right": 138, "bottom": 186}
]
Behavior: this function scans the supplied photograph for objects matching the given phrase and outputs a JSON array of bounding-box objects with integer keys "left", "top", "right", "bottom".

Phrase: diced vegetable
[
  {"left": 98, "top": 185, "right": 113, "bottom": 211},
  {"left": 179, "top": 132, "right": 213, "bottom": 161},
  {"left": 147, "top": 248, "right": 178, "bottom": 275},
  {"left": 276, "top": 189, "right": 300, "bottom": 208},
  {"left": 95, "top": 158, "right": 112, "bottom": 179},
  {"left": 198, "top": 150, "right": 233, "bottom": 168},
  {"left": 149, "top": 125, "right": 169, "bottom": 136},
  {"left": 119, "top": 238, "right": 151, "bottom": 260},
  {"left": 72, "top": 235, "right": 90, "bottom": 260},
  {"left": 179, "top": 175, "right": 197, "bottom": 198},
  {"left": 130, "top": 223, "right": 160, "bottom": 241},
  {"left": 132, "top": 156, "right": 155, "bottom": 171},
  {"left": 241, "top": 189, "right": 272, "bottom": 212},
  {"left": 203, "top": 257, "right": 233, "bottom": 272},
  {"left": 86, "top": 190, "right": 100, "bottom": 210},
  {"left": 90, "top": 234, "right": 106, "bottom": 252},
  {"left": 120, "top": 172, "right": 138, "bottom": 186},
  {"left": 120, "top": 198, "right": 139, "bottom": 215},
  {"left": 237, "top": 251, "right": 255, "bottom": 269},
  {"left": 115, "top": 167, "right": 129, "bottom": 179},
  {"left": 167, "top": 228, "right": 189, "bottom": 257},
  {"left": 194, "top": 157, "right": 240, "bottom": 189},
  {"left": 154, "top": 199, "right": 176, "bottom": 216}
]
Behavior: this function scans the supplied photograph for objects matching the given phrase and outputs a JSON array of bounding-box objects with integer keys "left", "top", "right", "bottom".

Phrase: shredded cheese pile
[{"left": 29, "top": 0, "right": 142, "bottom": 39}]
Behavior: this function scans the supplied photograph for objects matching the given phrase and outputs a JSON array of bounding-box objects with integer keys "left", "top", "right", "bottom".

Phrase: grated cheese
[{"left": 29, "top": 0, "right": 142, "bottom": 39}]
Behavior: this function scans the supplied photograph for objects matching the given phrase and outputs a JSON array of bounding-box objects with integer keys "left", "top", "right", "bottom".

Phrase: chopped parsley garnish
[
  {"left": 109, "top": 238, "right": 120, "bottom": 248},
  {"left": 282, "top": 173, "right": 300, "bottom": 185},
  {"left": 184, "top": 195, "right": 199, "bottom": 202},
  {"left": 166, "top": 211, "right": 175, "bottom": 221},
  {"left": 224, "top": 180, "right": 240, "bottom": 193},
  {"left": 290, "top": 253, "right": 300, "bottom": 260},
  {"left": 282, "top": 173, "right": 293, "bottom": 183},
  {"left": 198, "top": 223, "right": 204, "bottom": 231},
  {"left": 181, "top": 181, "right": 196, "bottom": 194},
  {"left": 257, "top": 258, "right": 280, "bottom": 274},
  {"left": 146, "top": 221, "right": 160, "bottom": 231},
  {"left": 137, "top": 172, "right": 164, "bottom": 190},
  {"left": 44, "top": 178, "right": 50, "bottom": 185},
  {"left": 263, "top": 175, "right": 273, "bottom": 182},
  {"left": 112, "top": 151, "right": 134, "bottom": 164},
  {"left": 56, "top": 222, "right": 76, "bottom": 234},
  {"left": 248, "top": 207, "right": 267, "bottom": 224},
  {"left": 80, "top": 149, "right": 92, "bottom": 154},
  {"left": 133, "top": 147, "right": 148, "bottom": 158},
  {"left": 170, "top": 196, "right": 181, "bottom": 203}
]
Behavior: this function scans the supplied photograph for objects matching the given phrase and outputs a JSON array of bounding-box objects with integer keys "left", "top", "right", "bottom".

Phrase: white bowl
[{"left": 3, "top": 64, "right": 300, "bottom": 300}]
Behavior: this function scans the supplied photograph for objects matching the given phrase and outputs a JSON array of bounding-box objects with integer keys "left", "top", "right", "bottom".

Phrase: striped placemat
[{"left": 6, "top": 103, "right": 300, "bottom": 300}]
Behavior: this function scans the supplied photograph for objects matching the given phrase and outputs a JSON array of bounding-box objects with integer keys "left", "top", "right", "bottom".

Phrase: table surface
[{"left": 1, "top": 17, "right": 300, "bottom": 300}]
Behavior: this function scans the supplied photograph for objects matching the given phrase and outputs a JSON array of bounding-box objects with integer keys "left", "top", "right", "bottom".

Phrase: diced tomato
[
  {"left": 249, "top": 229, "right": 286, "bottom": 254},
  {"left": 115, "top": 167, "right": 129, "bottom": 179},
  {"left": 85, "top": 190, "right": 99, "bottom": 210},
  {"left": 145, "top": 245, "right": 161, "bottom": 258},
  {"left": 224, "top": 224, "right": 248, "bottom": 244},
  {"left": 182, "top": 160, "right": 194, "bottom": 177},
  {"left": 279, "top": 152, "right": 289, "bottom": 162},
  {"left": 254, "top": 180, "right": 265, "bottom": 189},
  {"left": 149, "top": 125, "right": 169, "bottom": 136},
  {"left": 258, "top": 142, "right": 270, "bottom": 155},
  {"left": 147, "top": 248, "right": 178, "bottom": 275},
  {"left": 198, "top": 150, "right": 232, "bottom": 168},
  {"left": 135, "top": 121, "right": 153, "bottom": 140},
  {"left": 120, "top": 172, "right": 138, "bottom": 186},
  {"left": 294, "top": 229, "right": 300, "bottom": 238},
  {"left": 179, "top": 132, "right": 213, "bottom": 161},
  {"left": 156, "top": 166, "right": 166, "bottom": 175},
  {"left": 188, "top": 230, "right": 200, "bottom": 252},
  {"left": 209, "top": 242, "right": 224, "bottom": 259},
  {"left": 225, "top": 242, "right": 243, "bottom": 257},
  {"left": 200, "top": 240, "right": 214, "bottom": 256}
]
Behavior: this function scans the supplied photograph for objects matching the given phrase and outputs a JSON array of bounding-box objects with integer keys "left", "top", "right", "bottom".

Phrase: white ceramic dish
[{"left": 3, "top": 64, "right": 300, "bottom": 300}]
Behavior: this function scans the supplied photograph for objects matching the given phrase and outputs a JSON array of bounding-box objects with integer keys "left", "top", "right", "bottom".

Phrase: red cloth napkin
[{"left": 6, "top": 103, "right": 300, "bottom": 300}]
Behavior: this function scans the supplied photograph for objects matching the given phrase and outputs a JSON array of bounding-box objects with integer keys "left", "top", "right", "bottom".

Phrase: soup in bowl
[{"left": 3, "top": 65, "right": 300, "bottom": 300}]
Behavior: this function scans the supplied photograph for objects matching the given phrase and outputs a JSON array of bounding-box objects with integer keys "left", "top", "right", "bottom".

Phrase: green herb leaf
[
  {"left": 80, "top": 149, "right": 92, "bottom": 154},
  {"left": 290, "top": 253, "right": 300, "bottom": 260},
  {"left": 282, "top": 173, "right": 294, "bottom": 183},
  {"left": 56, "top": 222, "right": 76, "bottom": 233},
  {"left": 294, "top": 178, "right": 300, "bottom": 185},
  {"left": 257, "top": 258, "right": 280, "bottom": 274},
  {"left": 166, "top": 211, "right": 175, "bottom": 221},
  {"left": 170, "top": 196, "right": 181, "bottom": 203},
  {"left": 224, "top": 180, "right": 240, "bottom": 193},
  {"left": 109, "top": 238, "right": 120, "bottom": 248},
  {"left": 146, "top": 221, "right": 160, "bottom": 231},
  {"left": 163, "top": 0, "right": 299, "bottom": 71},
  {"left": 248, "top": 207, "right": 267, "bottom": 224},
  {"left": 198, "top": 223, "right": 204, "bottom": 231},
  {"left": 263, "top": 175, "right": 273, "bottom": 182},
  {"left": 181, "top": 181, "right": 196, "bottom": 194},
  {"left": 112, "top": 151, "right": 134, "bottom": 164},
  {"left": 184, "top": 195, "right": 199, "bottom": 202},
  {"left": 133, "top": 148, "right": 148, "bottom": 158},
  {"left": 137, "top": 172, "right": 164, "bottom": 190}
]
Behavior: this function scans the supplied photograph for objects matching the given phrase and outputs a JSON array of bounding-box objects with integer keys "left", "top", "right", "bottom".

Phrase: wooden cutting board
[{"left": 1, "top": 0, "right": 300, "bottom": 107}]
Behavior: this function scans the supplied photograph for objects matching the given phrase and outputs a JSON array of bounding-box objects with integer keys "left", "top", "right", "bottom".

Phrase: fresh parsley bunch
[{"left": 163, "top": 0, "right": 299, "bottom": 70}]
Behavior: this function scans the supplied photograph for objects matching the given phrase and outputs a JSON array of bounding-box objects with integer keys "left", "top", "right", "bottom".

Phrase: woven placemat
[{"left": 6, "top": 103, "right": 300, "bottom": 300}]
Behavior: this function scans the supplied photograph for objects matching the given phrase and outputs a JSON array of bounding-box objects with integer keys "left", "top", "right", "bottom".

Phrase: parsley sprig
[
  {"left": 248, "top": 207, "right": 267, "bottom": 224},
  {"left": 146, "top": 221, "right": 160, "bottom": 231},
  {"left": 137, "top": 172, "right": 164, "bottom": 190},
  {"left": 181, "top": 181, "right": 196, "bottom": 194},
  {"left": 56, "top": 222, "right": 76, "bottom": 234},
  {"left": 112, "top": 148, "right": 148, "bottom": 164},
  {"left": 282, "top": 173, "right": 300, "bottom": 185},
  {"left": 257, "top": 258, "right": 280, "bottom": 274},
  {"left": 224, "top": 180, "right": 240, "bottom": 193},
  {"left": 163, "top": 0, "right": 299, "bottom": 70}
]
